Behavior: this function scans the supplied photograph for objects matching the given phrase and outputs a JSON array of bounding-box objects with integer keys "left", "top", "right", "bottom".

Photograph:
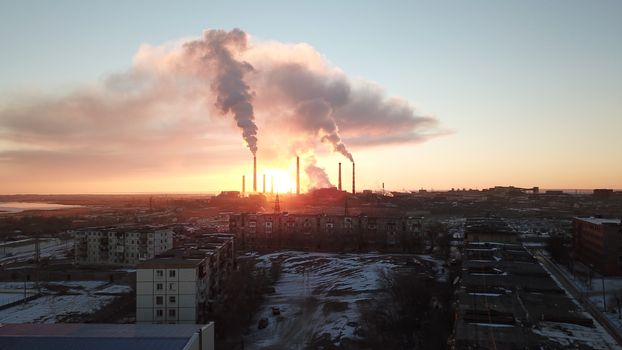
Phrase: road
[{"left": 534, "top": 250, "right": 622, "bottom": 347}]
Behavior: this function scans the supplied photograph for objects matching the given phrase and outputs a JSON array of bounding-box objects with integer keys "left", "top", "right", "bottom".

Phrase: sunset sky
[{"left": 1, "top": 0, "right": 621, "bottom": 194}]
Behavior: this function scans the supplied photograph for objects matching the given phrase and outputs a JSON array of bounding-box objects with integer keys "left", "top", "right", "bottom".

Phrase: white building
[
  {"left": 73, "top": 226, "right": 174, "bottom": 265},
  {"left": 136, "top": 234, "right": 234, "bottom": 324}
]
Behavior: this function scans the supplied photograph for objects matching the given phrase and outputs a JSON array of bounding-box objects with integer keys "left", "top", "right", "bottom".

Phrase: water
[{"left": 0, "top": 202, "right": 82, "bottom": 213}]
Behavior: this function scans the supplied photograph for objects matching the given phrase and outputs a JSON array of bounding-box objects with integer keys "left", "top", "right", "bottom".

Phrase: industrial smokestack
[
  {"left": 352, "top": 162, "right": 356, "bottom": 195},
  {"left": 296, "top": 156, "right": 300, "bottom": 195},
  {"left": 263, "top": 174, "right": 266, "bottom": 193},
  {"left": 242, "top": 175, "right": 246, "bottom": 195},
  {"left": 253, "top": 156, "right": 257, "bottom": 192},
  {"left": 338, "top": 162, "right": 342, "bottom": 191}
]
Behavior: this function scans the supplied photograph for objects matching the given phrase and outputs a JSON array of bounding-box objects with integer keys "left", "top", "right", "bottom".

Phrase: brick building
[{"left": 573, "top": 217, "right": 622, "bottom": 275}]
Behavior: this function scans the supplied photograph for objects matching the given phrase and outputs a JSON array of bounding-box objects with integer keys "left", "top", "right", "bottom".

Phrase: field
[{"left": 243, "top": 251, "right": 447, "bottom": 349}]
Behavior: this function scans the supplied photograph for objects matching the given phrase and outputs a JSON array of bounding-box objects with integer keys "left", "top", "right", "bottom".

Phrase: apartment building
[
  {"left": 573, "top": 216, "right": 622, "bottom": 275},
  {"left": 74, "top": 225, "right": 174, "bottom": 265},
  {"left": 136, "top": 234, "right": 234, "bottom": 324},
  {"left": 229, "top": 213, "right": 423, "bottom": 251}
]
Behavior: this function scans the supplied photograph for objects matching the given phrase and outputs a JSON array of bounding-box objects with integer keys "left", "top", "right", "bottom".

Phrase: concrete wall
[
  {"left": 137, "top": 267, "right": 198, "bottom": 324},
  {"left": 75, "top": 229, "right": 173, "bottom": 266},
  {"left": 182, "top": 323, "right": 214, "bottom": 350}
]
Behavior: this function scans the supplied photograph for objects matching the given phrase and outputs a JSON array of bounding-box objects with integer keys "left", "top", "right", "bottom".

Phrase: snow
[
  {"left": 554, "top": 261, "right": 622, "bottom": 336},
  {"left": 0, "top": 238, "right": 74, "bottom": 265},
  {"left": 468, "top": 292, "right": 502, "bottom": 297},
  {"left": 0, "top": 292, "right": 37, "bottom": 307},
  {"left": 536, "top": 255, "right": 620, "bottom": 348},
  {"left": 0, "top": 282, "right": 36, "bottom": 290},
  {"left": 533, "top": 322, "right": 617, "bottom": 350},
  {"left": 0, "top": 281, "right": 130, "bottom": 323},
  {"left": 95, "top": 284, "right": 133, "bottom": 294},
  {"left": 470, "top": 323, "right": 514, "bottom": 328},
  {"left": 244, "top": 251, "right": 446, "bottom": 349},
  {"left": 418, "top": 254, "right": 449, "bottom": 282}
]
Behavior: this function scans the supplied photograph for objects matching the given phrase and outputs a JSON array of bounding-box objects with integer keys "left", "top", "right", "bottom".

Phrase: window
[
  {"left": 156, "top": 270, "right": 164, "bottom": 278},
  {"left": 156, "top": 309, "right": 163, "bottom": 317},
  {"left": 168, "top": 309, "right": 176, "bottom": 317},
  {"left": 169, "top": 270, "right": 176, "bottom": 278},
  {"left": 156, "top": 283, "right": 163, "bottom": 291},
  {"left": 169, "top": 282, "right": 175, "bottom": 291},
  {"left": 156, "top": 296, "right": 163, "bottom": 305},
  {"left": 169, "top": 296, "right": 176, "bottom": 303}
]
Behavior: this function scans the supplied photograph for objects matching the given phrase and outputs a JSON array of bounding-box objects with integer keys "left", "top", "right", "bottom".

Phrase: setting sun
[{"left": 264, "top": 169, "right": 296, "bottom": 193}]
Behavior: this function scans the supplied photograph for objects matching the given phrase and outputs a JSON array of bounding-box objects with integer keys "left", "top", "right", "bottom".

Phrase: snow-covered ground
[
  {"left": 554, "top": 261, "right": 622, "bottom": 335},
  {"left": 0, "top": 280, "right": 131, "bottom": 323},
  {"left": 0, "top": 238, "right": 74, "bottom": 265},
  {"left": 533, "top": 322, "right": 617, "bottom": 350},
  {"left": 0, "top": 291, "right": 37, "bottom": 307},
  {"left": 244, "top": 251, "right": 445, "bottom": 349}
]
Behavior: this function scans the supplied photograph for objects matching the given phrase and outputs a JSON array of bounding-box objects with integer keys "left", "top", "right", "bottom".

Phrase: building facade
[
  {"left": 136, "top": 234, "right": 234, "bottom": 324},
  {"left": 73, "top": 226, "right": 174, "bottom": 265},
  {"left": 229, "top": 213, "right": 423, "bottom": 251},
  {"left": 573, "top": 217, "right": 622, "bottom": 275}
]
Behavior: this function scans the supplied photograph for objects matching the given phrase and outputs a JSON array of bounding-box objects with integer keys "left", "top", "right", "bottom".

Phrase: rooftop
[
  {"left": 576, "top": 217, "right": 621, "bottom": 225},
  {"left": 0, "top": 323, "right": 212, "bottom": 350}
]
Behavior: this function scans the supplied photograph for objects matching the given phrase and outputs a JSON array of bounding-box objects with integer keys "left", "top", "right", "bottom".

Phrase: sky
[{"left": 0, "top": 0, "right": 621, "bottom": 194}]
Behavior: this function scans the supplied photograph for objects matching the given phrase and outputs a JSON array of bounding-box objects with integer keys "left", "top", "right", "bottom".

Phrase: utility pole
[{"left": 602, "top": 275, "right": 607, "bottom": 311}]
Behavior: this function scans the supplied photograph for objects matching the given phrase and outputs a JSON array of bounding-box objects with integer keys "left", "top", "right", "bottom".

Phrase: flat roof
[
  {"left": 0, "top": 323, "right": 211, "bottom": 350},
  {"left": 575, "top": 217, "right": 621, "bottom": 225},
  {"left": 138, "top": 256, "right": 204, "bottom": 269}
]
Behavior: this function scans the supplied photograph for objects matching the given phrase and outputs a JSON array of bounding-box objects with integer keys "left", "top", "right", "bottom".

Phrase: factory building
[
  {"left": 73, "top": 225, "right": 174, "bottom": 266},
  {"left": 229, "top": 213, "right": 423, "bottom": 251},
  {"left": 573, "top": 216, "right": 622, "bottom": 275},
  {"left": 136, "top": 234, "right": 235, "bottom": 324}
]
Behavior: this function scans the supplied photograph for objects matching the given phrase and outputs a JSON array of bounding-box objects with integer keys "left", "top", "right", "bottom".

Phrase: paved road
[{"left": 534, "top": 251, "right": 622, "bottom": 347}]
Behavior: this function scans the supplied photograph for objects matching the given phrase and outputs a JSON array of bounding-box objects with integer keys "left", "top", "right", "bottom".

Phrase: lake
[{"left": 0, "top": 202, "right": 82, "bottom": 213}]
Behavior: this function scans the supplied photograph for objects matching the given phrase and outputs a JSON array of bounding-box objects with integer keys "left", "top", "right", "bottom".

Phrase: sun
[{"left": 266, "top": 169, "right": 296, "bottom": 193}]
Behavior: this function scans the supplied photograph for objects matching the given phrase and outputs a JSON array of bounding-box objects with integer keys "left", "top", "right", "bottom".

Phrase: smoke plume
[
  {"left": 304, "top": 155, "right": 333, "bottom": 189},
  {"left": 295, "top": 98, "right": 353, "bottom": 162},
  {"left": 0, "top": 28, "right": 445, "bottom": 191},
  {"left": 182, "top": 29, "right": 258, "bottom": 155}
]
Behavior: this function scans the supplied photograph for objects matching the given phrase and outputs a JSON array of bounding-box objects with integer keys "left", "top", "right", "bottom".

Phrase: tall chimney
[
  {"left": 296, "top": 156, "right": 300, "bottom": 195},
  {"left": 338, "top": 162, "right": 342, "bottom": 191},
  {"left": 253, "top": 156, "right": 257, "bottom": 192},
  {"left": 352, "top": 162, "right": 356, "bottom": 195},
  {"left": 263, "top": 174, "right": 266, "bottom": 193},
  {"left": 242, "top": 175, "right": 245, "bottom": 195}
]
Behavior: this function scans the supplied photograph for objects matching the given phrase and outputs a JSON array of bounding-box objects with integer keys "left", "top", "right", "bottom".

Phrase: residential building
[
  {"left": 573, "top": 216, "right": 622, "bottom": 275},
  {"left": 229, "top": 213, "right": 423, "bottom": 251},
  {"left": 136, "top": 234, "right": 234, "bottom": 324},
  {"left": 0, "top": 323, "right": 214, "bottom": 350},
  {"left": 73, "top": 225, "right": 174, "bottom": 266}
]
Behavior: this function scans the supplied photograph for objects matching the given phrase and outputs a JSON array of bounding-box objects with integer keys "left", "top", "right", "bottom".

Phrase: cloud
[{"left": 0, "top": 28, "right": 445, "bottom": 191}]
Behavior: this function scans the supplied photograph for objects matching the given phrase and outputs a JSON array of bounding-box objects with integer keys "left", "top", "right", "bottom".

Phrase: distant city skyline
[{"left": 1, "top": 1, "right": 621, "bottom": 194}]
